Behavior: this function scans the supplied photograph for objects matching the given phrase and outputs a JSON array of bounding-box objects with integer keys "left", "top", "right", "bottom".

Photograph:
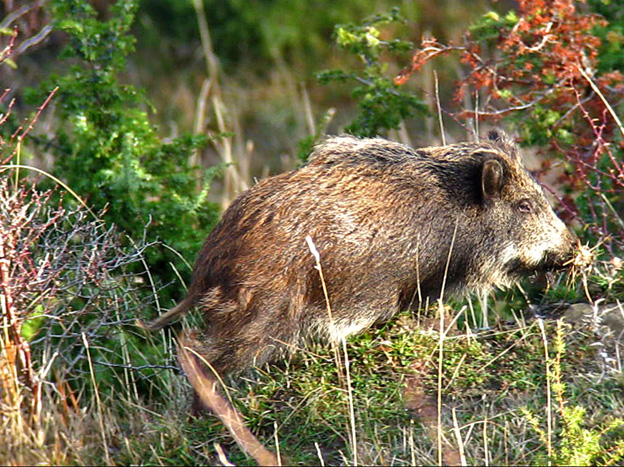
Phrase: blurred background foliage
[
  {"left": 1, "top": 0, "right": 507, "bottom": 303},
  {"left": 3, "top": 0, "right": 503, "bottom": 152}
]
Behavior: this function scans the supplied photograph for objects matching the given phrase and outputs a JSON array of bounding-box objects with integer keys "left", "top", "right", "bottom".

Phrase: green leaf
[{"left": 22, "top": 307, "right": 46, "bottom": 342}]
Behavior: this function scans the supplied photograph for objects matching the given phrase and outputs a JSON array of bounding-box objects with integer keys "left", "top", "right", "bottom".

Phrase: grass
[
  {"left": 183, "top": 306, "right": 623, "bottom": 465},
  {"left": 7, "top": 304, "right": 624, "bottom": 465},
  {"left": 2, "top": 285, "right": 624, "bottom": 465}
]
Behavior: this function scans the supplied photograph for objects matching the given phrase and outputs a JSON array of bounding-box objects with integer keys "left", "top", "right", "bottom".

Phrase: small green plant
[
  {"left": 523, "top": 319, "right": 624, "bottom": 466},
  {"left": 317, "top": 8, "right": 428, "bottom": 137}
]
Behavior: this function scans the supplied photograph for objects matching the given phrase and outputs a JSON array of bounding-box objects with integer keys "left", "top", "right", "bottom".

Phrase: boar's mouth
[
  {"left": 505, "top": 252, "right": 571, "bottom": 278},
  {"left": 540, "top": 251, "right": 574, "bottom": 271}
]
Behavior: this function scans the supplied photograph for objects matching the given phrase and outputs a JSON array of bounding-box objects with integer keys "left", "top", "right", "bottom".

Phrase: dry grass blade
[
  {"left": 306, "top": 235, "right": 358, "bottom": 465},
  {"left": 82, "top": 333, "right": 110, "bottom": 466},
  {"left": 434, "top": 70, "right": 446, "bottom": 146},
  {"left": 437, "top": 220, "right": 459, "bottom": 465}
]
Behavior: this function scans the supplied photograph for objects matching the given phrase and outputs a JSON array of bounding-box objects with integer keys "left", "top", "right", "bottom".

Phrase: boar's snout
[{"left": 543, "top": 228, "right": 577, "bottom": 271}]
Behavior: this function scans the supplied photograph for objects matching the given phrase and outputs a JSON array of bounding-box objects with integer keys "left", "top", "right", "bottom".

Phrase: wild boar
[{"left": 142, "top": 130, "right": 576, "bottom": 376}]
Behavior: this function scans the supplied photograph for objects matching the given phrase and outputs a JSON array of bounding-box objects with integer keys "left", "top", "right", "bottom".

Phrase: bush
[
  {"left": 394, "top": 0, "right": 624, "bottom": 257},
  {"left": 317, "top": 8, "right": 428, "bottom": 138},
  {"left": 25, "top": 0, "right": 222, "bottom": 301},
  {"left": 0, "top": 176, "right": 172, "bottom": 449}
]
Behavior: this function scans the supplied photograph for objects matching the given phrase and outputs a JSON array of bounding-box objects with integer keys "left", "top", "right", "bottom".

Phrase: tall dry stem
[
  {"left": 192, "top": 0, "right": 249, "bottom": 208},
  {"left": 306, "top": 235, "right": 359, "bottom": 466}
]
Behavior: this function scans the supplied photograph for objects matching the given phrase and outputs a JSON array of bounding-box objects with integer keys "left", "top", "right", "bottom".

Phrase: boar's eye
[{"left": 516, "top": 200, "right": 533, "bottom": 214}]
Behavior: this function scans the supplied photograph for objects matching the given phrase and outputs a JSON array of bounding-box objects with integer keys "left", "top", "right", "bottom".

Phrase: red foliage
[{"left": 397, "top": 0, "right": 617, "bottom": 116}]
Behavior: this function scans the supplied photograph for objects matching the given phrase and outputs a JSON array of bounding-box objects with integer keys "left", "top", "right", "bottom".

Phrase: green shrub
[
  {"left": 317, "top": 8, "right": 428, "bottom": 138},
  {"left": 26, "top": 0, "right": 222, "bottom": 301}
]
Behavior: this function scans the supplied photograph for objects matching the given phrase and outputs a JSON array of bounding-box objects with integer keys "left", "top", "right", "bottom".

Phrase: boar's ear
[{"left": 481, "top": 158, "right": 505, "bottom": 201}]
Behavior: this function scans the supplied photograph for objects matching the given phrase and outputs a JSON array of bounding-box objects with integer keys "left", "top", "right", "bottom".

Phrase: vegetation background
[{"left": 1, "top": 0, "right": 623, "bottom": 465}]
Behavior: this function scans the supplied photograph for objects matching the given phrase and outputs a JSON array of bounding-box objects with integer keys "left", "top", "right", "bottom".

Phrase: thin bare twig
[{"left": 578, "top": 65, "right": 624, "bottom": 139}]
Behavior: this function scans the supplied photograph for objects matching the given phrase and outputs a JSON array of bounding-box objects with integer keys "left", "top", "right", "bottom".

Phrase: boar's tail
[{"left": 136, "top": 295, "right": 196, "bottom": 332}]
